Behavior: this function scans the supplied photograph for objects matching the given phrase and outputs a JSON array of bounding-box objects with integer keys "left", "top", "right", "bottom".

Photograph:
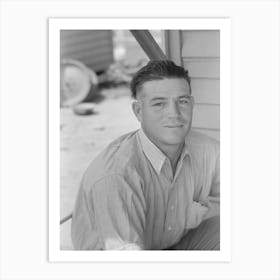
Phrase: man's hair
[{"left": 130, "top": 60, "right": 191, "bottom": 99}]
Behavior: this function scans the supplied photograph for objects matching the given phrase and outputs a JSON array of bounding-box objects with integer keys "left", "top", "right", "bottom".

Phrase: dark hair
[{"left": 130, "top": 60, "right": 191, "bottom": 99}]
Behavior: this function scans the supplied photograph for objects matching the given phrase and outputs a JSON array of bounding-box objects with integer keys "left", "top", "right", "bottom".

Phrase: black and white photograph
[
  {"left": 49, "top": 18, "right": 231, "bottom": 261},
  {"left": 1, "top": 0, "right": 280, "bottom": 279}
]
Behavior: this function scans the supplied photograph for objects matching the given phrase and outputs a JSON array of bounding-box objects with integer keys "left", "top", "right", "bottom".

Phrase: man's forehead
[{"left": 137, "top": 78, "right": 190, "bottom": 99}]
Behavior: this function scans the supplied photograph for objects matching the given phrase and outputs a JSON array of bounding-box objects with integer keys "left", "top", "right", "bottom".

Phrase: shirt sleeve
[
  {"left": 71, "top": 176, "right": 104, "bottom": 250},
  {"left": 203, "top": 150, "right": 220, "bottom": 220},
  {"left": 89, "top": 174, "right": 146, "bottom": 250},
  {"left": 186, "top": 201, "right": 208, "bottom": 229},
  {"left": 186, "top": 146, "right": 220, "bottom": 229},
  {"left": 210, "top": 151, "right": 220, "bottom": 197}
]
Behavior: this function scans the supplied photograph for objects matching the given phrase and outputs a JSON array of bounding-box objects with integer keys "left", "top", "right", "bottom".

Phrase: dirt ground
[{"left": 60, "top": 85, "right": 139, "bottom": 249}]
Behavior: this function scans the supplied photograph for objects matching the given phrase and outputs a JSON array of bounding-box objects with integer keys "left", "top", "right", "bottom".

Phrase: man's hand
[
  {"left": 201, "top": 196, "right": 220, "bottom": 220},
  {"left": 186, "top": 201, "right": 208, "bottom": 229}
]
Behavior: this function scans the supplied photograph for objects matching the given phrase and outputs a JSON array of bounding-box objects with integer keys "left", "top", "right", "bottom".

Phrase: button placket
[{"left": 164, "top": 186, "right": 177, "bottom": 234}]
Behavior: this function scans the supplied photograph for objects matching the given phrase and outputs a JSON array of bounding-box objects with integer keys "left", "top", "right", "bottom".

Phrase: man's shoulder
[{"left": 82, "top": 130, "right": 143, "bottom": 189}]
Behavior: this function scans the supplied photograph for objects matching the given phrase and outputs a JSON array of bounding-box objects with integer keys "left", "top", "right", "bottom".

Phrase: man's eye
[
  {"left": 179, "top": 100, "right": 188, "bottom": 104},
  {"left": 179, "top": 98, "right": 191, "bottom": 105},
  {"left": 153, "top": 102, "right": 164, "bottom": 107}
]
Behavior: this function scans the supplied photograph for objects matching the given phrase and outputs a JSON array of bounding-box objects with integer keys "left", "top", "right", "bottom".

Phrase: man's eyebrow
[
  {"left": 149, "top": 97, "right": 167, "bottom": 102},
  {"left": 178, "top": 94, "right": 192, "bottom": 98},
  {"left": 149, "top": 95, "right": 191, "bottom": 102}
]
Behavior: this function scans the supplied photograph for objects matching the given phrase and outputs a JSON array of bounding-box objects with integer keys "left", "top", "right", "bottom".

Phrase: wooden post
[
  {"left": 130, "top": 30, "right": 167, "bottom": 60},
  {"left": 164, "top": 30, "right": 183, "bottom": 66}
]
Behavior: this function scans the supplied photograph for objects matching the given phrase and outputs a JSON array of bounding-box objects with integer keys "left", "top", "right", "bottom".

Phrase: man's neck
[
  {"left": 161, "top": 142, "right": 185, "bottom": 173},
  {"left": 140, "top": 128, "right": 186, "bottom": 173}
]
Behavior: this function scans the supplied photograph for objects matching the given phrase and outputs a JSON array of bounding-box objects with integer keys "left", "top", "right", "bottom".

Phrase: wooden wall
[
  {"left": 165, "top": 30, "right": 220, "bottom": 140},
  {"left": 60, "top": 30, "right": 114, "bottom": 72}
]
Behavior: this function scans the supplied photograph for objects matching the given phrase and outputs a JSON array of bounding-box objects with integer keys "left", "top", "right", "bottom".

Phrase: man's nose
[{"left": 167, "top": 100, "right": 180, "bottom": 116}]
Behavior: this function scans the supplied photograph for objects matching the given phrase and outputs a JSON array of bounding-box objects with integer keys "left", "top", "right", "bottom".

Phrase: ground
[{"left": 60, "top": 85, "right": 139, "bottom": 249}]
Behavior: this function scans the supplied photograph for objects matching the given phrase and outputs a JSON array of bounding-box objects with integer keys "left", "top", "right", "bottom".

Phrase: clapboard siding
[
  {"left": 60, "top": 30, "right": 114, "bottom": 72},
  {"left": 164, "top": 30, "right": 183, "bottom": 66},
  {"left": 165, "top": 30, "right": 220, "bottom": 140},
  {"left": 193, "top": 128, "right": 220, "bottom": 141},
  {"left": 183, "top": 58, "right": 220, "bottom": 79},
  {"left": 192, "top": 105, "right": 220, "bottom": 130},
  {"left": 191, "top": 78, "right": 220, "bottom": 104},
  {"left": 181, "top": 30, "right": 220, "bottom": 58}
]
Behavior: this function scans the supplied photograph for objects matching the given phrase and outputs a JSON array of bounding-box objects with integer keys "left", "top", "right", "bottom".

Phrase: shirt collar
[
  {"left": 138, "top": 129, "right": 191, "bottom": 175},
  {"left": 138, "top": 129, "right": 167, "bottom": 174}
]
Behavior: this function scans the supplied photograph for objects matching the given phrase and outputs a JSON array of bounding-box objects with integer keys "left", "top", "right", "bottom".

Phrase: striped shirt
[{"left": 71, "top": 129, "right": 220, "bottom": 250}]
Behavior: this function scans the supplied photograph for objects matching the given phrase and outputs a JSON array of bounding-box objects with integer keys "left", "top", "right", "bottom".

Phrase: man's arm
[
  {"left": 71, "top": 174, "right": 146, "bottom": 250},
  {"left": 203, "top": 151, "right": 220, "bottom": 220},
  {"left": 186, "top": 148, "right": 220, "bottom": 229}
]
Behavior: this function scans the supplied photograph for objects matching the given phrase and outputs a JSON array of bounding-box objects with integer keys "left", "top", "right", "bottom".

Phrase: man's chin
[{"left": 161, "top": 136, "right": 187, "bottom": 146}]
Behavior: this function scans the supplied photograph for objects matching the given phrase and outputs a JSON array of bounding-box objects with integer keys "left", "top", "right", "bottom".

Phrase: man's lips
[{"left": 164, "top": 124, "right": 184, "bottom": 128}]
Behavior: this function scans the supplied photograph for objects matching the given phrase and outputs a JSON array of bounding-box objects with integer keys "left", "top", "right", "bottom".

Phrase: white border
[{"left": 49, "top": 18, "right": 231, "bottom": 262}]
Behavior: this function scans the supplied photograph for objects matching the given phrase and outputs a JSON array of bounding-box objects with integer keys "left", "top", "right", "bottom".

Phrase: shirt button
[
  {"left": 168, "top": 226, "right": 172, "bottom": 231},
  {"left": 170, "top": 205, "right": 174, "bottom": 210}
]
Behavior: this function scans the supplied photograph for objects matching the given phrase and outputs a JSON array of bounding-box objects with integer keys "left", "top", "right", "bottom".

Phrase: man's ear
[{"left": 132, "top": 100, "right": 143, "bottom": 122}]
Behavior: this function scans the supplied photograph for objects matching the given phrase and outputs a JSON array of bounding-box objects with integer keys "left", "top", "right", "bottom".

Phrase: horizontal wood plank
[
  {"left": 192, "top": 104, "right": 220, "bottom": 130},
  {"left": 191, "top": 78, "right": 220, "bottom": 104},
  {"left": 181, "top": 30, "right": 220, "bottom": 58},
  {"left": 184, "top": 58, "right": 220, "bottom": 79},
  {"left": 192, "top": 128, "right": 220, "bottom": 140}
]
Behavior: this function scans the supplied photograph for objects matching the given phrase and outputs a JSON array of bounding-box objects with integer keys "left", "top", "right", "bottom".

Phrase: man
[{"left": 71, "top": 60, "right": 220, "bottom": 250}]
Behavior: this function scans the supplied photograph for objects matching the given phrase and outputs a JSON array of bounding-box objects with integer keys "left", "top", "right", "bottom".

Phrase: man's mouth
[{"left": 164, "top": 124, "right": 184, "bottom": 128}]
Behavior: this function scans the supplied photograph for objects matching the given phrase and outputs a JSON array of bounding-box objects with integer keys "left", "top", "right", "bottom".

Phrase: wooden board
[
  {"left": 181, "top": 30, "right": 220, "bottom": 58},
  {"left": 192, "top": 128, "right": 220, "bottom": 141},
  {"left": 183, "top": 58, "right": 220, "bottom": 79},
  {"left": 192, "top": 104, "right": 220, "bottom": 130},
  {"left": 191, "top": 78, "right": 220, "bottom": 104}
]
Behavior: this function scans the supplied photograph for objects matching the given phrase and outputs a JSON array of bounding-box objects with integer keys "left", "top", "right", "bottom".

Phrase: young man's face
[{"left": 133, "top": 78, "right": 193, "bottom": 151}]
